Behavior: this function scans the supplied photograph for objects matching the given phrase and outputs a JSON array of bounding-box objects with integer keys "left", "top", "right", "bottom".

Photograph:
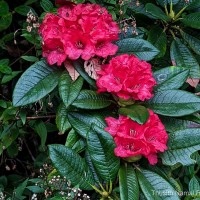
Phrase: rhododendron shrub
[
  {"left": 105, "top": 110, "right": 168, "bottom": 165},
  {"left": 39, "top": 3, "right": 119, "bottom": 66},
  {"left": 10, "top": 0, "right": 200, "bottom": 199},
  {"left": 96, "top": 54, "right": 156, "bottom": 101}
]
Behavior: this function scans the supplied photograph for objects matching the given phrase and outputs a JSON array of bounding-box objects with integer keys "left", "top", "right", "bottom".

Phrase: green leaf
[
  {"left": 145, "top": 3, "right": 170, "bottom": 21},
  {"left": 21, "top": 56, "right": 39, "bottom": 62},
  {"left": 67, "top": 111, "right": 107, "bottom": 138},
  {"left": 189, "top": 176, "right": 200, "bottom": 196},
  {"left": 87, "top": 126, "right": 120, "bottom": 182},
  {"left": 0, "top": 12, "right": 12, "bottom": 32},
  {"left": 137, "top": 169, "right": 180, "bottom": 200},
  {"left": 14, "top": 179, "right": 28, "bottom": 199},
  {"left": 1, "top": 71, "right": 21, "bottom": 84},
  {"left": 181, "top": 31, "right": 200, "bottom": 55},
  {"left": 59, "top": 71, "right": 83, "bottom": 108},
  {"left": 146, "top": 90, "right": 200, "bottom": 116},
  {"left": 72, "top": 60, "right": 97, "bottom": 89},
  {"left": 116, "top": 38, "right": 159, "bottom": 61},
  {"left": 119, "top": 105, "right": 149, "bottom": 124},
  {"left": 0, "top": 1, "right": 9, "bottom": 16},
  {"left": 49, "top": 144, "right": 95, "bottom": 190},
  {"left": 129, "top": 0, "right": 156, "bottom": 19},
  {"left": 26, "top": 186, "right": 44, "bottom": 193},
  {"left": 170, "top": 38, "right": 200, "bottom": 78},
  {"left": 13, "top": 60, "right": 61, "bottom": 106},
  {"left": 40, "top": 0, "right": 53, "bottom": 12},
  {"left": 161, "top": 128, "right": 200, "bottom": 166},
  {"left": 147, "top": 27, "right": 167, "bottom": 58},
  {"left": 186, "top": 0, "right": 200, "bottom": 11},
  {"left": 33, "top": 120, "right": 47, "bottom": 149},
  {"left": 119, "top": 164, "right": 139, "bottom": 200},
  {"left": 153, "top": 66, "right": 189, "bottom": 91},
  {"left": 14, "top": 5, "right": 34, "bottom": 16},
  {"left": 72, "top": 90, "right": 111, "bottom": 109},
  {"left": 65, "top": 129, "right": 80, "bottom": 148},
  {"left": 56, "top": 103, "right": 71, "bottom": 134},
  {"left": 181, "top": 13, "right": 200, "bottom": 29},
  {"left": 156, "top": 0, "right": 179, "bottom": 6},
  {"left": 0, "top": 59, "right": 11, "bottom": 74}
]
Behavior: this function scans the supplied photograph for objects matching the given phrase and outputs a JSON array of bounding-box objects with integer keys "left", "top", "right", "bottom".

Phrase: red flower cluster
[
  {"left": 39, "top": 3, "right": 119, "bottom": 66},
  {"left": 96, "top": 54, "right": 156, "bottom": 101},
  {"left": 105, "top": 110, "right": 168, "bottom": 165}
]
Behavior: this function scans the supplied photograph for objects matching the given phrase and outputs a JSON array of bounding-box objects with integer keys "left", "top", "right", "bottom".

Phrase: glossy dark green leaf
[
  {"left": 49, "top": 144, "right": 95, "bottom": 190},
  {"left": 40, "top": 0, "right": 53, "bottom": 12},
  {"left": 119, "top": 105, "right": 149, "bottom": 124},
  {"left": 14, "top": 5, "right": 34, "bottom": 16},
  {"left": 147, "top": 27, "right": 167, "bottom": 58},
  {"left": 170, "top": 38, "right": 200, "bottom": 78},
  {"left": 116, "top": 38, "right": 159, "bottom": 61},
  {"left": 119, "top": 164, "right": 139, "bottom": 200},
  {"left": 13, "top": 60, "right": 61, "bottom": 106},
  {"left": 67, "top": 111, "right": 107, "bottom": 138},
  {"left": 21, "top": 56, "right": 39, "bottom": 62},
  {"left": 181, "top": 13, "right": 200, "bottom": 29},
  {"left": 87, "top": 126, "right": 120, "bottom": 182},
  {"left": 59, "top": 71, "right": 83, "bottom": 108},
  {"left": 189, "top": 176, "right": 200, "bottom": 196},
  {"left": 161, "top": 128, "right": 200, "bottom": 166},
  {"left": 72, "top": 90, "right": 111, "bottom": 109},
  {"left": 0, "top": 59, "right": 11, "bottom": 74},
  {"left": 145, "top": 3, "right": 170, "bottom": 21},
  {"left": 153, "top": 66, "right": 189, "bottom": 91},
  {"left": 56, "top": 103, "right": 71, "bottom": 134},
  {"left": 146, "top": 90, "right": 200, "bottom": 116},
  {"left": 181, "top": 31, "right": 200, "bottom": 55},
  {"left": 1, "top": 71, "right": 21, "bottom": 84},
  {"left": 186, "top": 0, "right": 200, "bottom": 10},
  {"left": 137, "top": 169, "right": 180, "bottom": 200}
]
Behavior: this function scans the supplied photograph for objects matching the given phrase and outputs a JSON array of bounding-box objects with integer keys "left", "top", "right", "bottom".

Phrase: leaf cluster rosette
[{"left": 38, "top": 3, "right": 120, "bottom": 66}]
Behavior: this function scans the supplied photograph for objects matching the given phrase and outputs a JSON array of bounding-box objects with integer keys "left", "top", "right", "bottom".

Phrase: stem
[
  {"left": 23, "top": 138, "right": 35, "bottom": 161},
  {"left": 109, "top": 180, "right": 113, "bottom": 194},
  {"left": 164, "top": 5, "right": 168, "bottom": 16},
  {"left": 169, "top": 29, "right": 176, "bottom": 40},
  {"left": 174, "top": 6, "right": 187, "bottom": 21},
  {"left": 16, "top": 115, "right": 56, "bottom": 120},
  {"left": 91, "top": 185, "right": 104, "bottom": 195},
  {"left": 99, "top": 183, "right": 107, "bottom": 192}
]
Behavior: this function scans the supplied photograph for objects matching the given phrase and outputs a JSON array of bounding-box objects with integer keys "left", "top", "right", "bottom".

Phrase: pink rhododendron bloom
[
  {"left": 96, "top": 54, "right": 157, "bottom": 101},
  {"left": 39, "top": 3, "right": 120, "bottom": 66},
  {"left": 105, "top": 110, "right": 168, "bottom": 165}
]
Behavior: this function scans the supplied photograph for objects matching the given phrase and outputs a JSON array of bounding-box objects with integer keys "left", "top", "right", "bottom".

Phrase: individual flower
[
  {"left": 39, "top": 3, "right": 120, "bottom": 66},
  {"left": 96, "top": 54, "right": 157, "bottom": 101},
  {"left": 105, "top": 110, "right": 168, "bottom": 165}
]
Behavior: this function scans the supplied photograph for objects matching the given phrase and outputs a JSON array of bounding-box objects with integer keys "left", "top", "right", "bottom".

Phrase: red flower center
[{"left": 76, "top": 41, "right": 84, "bottom": 49}]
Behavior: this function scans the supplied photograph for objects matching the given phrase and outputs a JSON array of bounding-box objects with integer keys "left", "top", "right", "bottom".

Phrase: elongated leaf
[
  {"left": 137, "top": 169, "right": 180, "bottom": 200},
  {"left": 116, "top": 38, "right": 159, "bottom": 61},
  {"left": 146, "top": 90, "right": 200, "bottom": 116},
  {"left": 72, "top": 60, "right": 97, "bottom": 89},
  {"left": 40, "top": 0, "right": 53, "bottom": 12},
  {"left": 189, "top": 176, "right": 200, "bottom": 195},
  {"left": 170, "top": 38, "right": 200, "bottom": 78},
  {"left": 67, "top": 111, "right": 107, "bottom": 138},
  {"left": 153, "top": 66, "right": 189, "bottom": 91},
  {"left": 119, "top": 164, "right": 139, "bottom": 200},
  {"left": 161, "top": 128, "right": 200, "bottom": 166},
  {"left": 49, "top": 144, "right": 95, "bottom": 190},
  {"left": 56, "top": 103, "right": 71, "bottom": 134},
  {"left": 0, "top": 1, "right": 9, "bottom": 16},
  {"left": 119, "top": 105, "right": 149, "bottom": 124},
  {"left": 13, "top": 61, "right": 61, "bottom": 106},
  {"left": 15, "top": 5, "right": 34, "bottom": 16},
  {"left": 145, "top": 3, "right": 170, "bottom": 21},
  {"left": 147, "top": 27, "right": 167, "bottom": 58},
  {"left": 0, "top": 12, "right": 12, "bottom": 32},
  {"left": 87, "top": 126, "right": 120, "bottom": 182},
  {"left": 181, "top": 13, "right": 200, "bottom": 29},
  {"left": 72, "top": 90, "right": 111, "bottom": 109},
  {"left": 156, "top": 0, "right": 180, "bottom": 6},
  {"left": 181, "top": 31, "right": 200, "bottom": 55},
  {"left": 160, "top": 116, "right": 200, "bottom": 132},
  {"left": 59, "top": 71, "right": 83, "bottom": 108}
]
